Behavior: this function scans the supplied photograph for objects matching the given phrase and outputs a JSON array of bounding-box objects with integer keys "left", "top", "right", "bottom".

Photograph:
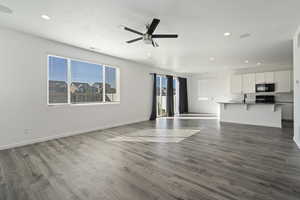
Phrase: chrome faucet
[{"left": 243, "top": 94, "right": 247, "bottom": 103}]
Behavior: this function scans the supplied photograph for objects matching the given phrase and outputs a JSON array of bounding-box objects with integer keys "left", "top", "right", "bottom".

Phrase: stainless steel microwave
[{"left": 255, "top": 83, "right": 275, "bottom": 93}]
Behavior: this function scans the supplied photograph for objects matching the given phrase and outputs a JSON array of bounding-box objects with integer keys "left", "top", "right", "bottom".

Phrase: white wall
[
  {"left": 188, "top": 72, "right": 231, "bottom": 114},
  {"left": 293, "top": 27, "right": 300, "bottom": 148},
  {"left": 0, "top": 28, "right": 177, "bottom": 150},
  {"left": 188, "top": 69, "right": 294, "bottom": 118}
]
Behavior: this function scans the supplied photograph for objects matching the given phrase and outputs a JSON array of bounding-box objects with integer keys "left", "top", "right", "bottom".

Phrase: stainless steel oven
[{"left": 256, "top": 95, "right": 275, "bottom": 103}]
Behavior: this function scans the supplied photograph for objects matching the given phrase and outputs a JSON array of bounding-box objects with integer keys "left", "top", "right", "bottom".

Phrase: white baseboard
[{"left": 0, "top": 118, "right": 148, "bottom": 151}]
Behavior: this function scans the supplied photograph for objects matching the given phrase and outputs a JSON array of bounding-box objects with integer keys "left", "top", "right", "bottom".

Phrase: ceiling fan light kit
[{"left": 124, "top": 18, "right": 178, "bottom": 47}]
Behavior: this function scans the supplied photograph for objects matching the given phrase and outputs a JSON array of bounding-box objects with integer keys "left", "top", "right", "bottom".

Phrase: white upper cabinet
[
  {"left": 255, "top": 73, "right": 265, "bottom": 84},
  {"left": 275, "top": 70, "right": 291, "bottom": 92},
  {"left": 242, "top": 73, "right": 256, "bottom": 93},
  {"left": 231, "top": 70, "right": 292, "bottom": 94},
  {"left": 265, "top": 72, "right": 274, "bottom": 83},
  {"left": 231, "top": 75, "right": 242, "bottom": 94},
  {"left": 255, "top": 72, "right": 274, "bottom": 84}
]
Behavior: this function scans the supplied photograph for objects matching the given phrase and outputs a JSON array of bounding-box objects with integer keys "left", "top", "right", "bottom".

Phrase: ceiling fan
[{"left": 123, "top": 18, "right": 178, "bottom": 47}]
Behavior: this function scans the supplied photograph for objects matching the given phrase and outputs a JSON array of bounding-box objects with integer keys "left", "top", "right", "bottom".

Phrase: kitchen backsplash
[{"left": 229, "top": 92, "right": 293, "bottom": 102}]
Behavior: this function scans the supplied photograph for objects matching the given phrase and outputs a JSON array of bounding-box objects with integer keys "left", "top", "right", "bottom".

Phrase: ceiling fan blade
[
  {"left": 0, "top": 5, "right": 13, "bottom": 14},
  {"left": 151, "top": 40, "right": 156, "bottom": 47},
  {"left": 124, "top": 27, "right": 143, "bottom": 36},
  {"left": 152, "top": 34, "right": 178, "bottom": 38},
  {"left": 151, "top": 40, "right": 159, "bottom": 48},
  {"left": 126, "top": 37, "right": 143, "bottom": 43},
  {"left": 147, "top": 18, "right": 160, "bottom": 35}
]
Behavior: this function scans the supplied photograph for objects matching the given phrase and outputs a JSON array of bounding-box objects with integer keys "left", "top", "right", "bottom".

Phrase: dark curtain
[
  {"left": 149, "top": 73, "right": 157, "bottom": 120},
  {"left": 178, "top": 77, "right": 188, "bottom": 114},
  {"left": 166, "top": 75, "right": 174, "bottom": 117}
]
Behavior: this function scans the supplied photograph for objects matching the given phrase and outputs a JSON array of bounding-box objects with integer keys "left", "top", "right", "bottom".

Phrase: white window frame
[{"left": 47, "top": 55, "right": 120, "bottom": 106}]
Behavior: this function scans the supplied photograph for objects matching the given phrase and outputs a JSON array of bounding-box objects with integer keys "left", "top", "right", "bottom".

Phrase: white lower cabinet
[{"left": 282, "top": 104, "right": 294, "bottom": 120}]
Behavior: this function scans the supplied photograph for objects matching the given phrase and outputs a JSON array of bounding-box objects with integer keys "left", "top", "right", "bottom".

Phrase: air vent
[
  {"left": 0, "top": 4, "right": 13, "bottom": 14},
  {"left": 240, "top": 33, "right": 251, "bottom": 39}
]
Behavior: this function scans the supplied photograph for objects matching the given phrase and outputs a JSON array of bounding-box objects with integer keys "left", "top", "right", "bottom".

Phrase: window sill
[{"left": 48, "top": 102, "right": 120, "bottom": 107}]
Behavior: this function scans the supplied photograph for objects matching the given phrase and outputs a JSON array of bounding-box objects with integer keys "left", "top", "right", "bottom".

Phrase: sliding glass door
[
  {"left": 156, "top": 75, "right": 167, "bottom": 117},
  {"left": 173, "top": 77, "right": 179, "bottom": 115},
  {"left": 156, "top": 76, "right": 178, "bottom": 117}
]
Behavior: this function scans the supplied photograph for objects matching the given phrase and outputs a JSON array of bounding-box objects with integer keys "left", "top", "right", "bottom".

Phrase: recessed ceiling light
[
  {"left": 244, "top": 60, "right": 249, "bottom": 64},
  {"left": 0, "top": 4, "right": 13, "bottom": 14},
  {"left": 257, "top": 62, "right": 262, "bottom": 66},
  {"left": 224, "top": 32, "right": 231, "bottom": 37},
  {"left": 209, "top": 57, "right": 215, "bottom": 61},
  {"left": 41, "top": 14, "right": 51, "bottom": 20}
]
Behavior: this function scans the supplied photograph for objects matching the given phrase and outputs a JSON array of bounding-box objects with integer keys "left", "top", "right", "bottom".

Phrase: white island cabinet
[{"left": 218, "top": 102, "right": 283, "bottom": 128}]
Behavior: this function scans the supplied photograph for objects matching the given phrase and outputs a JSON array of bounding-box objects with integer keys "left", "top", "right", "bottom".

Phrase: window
[
  {"left": 48, "top": 55, "right": 120, "bottom": 105},
  {"left": 105, "top": 67, "right": 119, "bottom": 102},
  {"left": 71, "top": 60, "right": 103, "bottom": 104},
  {"left": 48, "top": 56, "right": 68, "bottom": 104}
]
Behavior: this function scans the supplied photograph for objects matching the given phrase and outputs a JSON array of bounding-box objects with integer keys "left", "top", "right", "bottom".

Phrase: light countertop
[{"left": 217, "top": 101, "right": 293, "bottom": 105}]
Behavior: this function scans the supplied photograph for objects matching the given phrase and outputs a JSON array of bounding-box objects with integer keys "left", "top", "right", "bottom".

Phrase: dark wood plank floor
[{"left": 0, "top": 118, "right": 300, "bottom": 200}]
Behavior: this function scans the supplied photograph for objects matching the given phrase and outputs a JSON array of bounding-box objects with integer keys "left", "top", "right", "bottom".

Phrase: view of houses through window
[
  {"left": 71, "top": 60, "right": 103, "bottom": 104},
  {"left": 48, "top": 55, "right": 119, "bottom": 105},
  {"left": 156, "top": 75, "right": 178, "bottom": 117},
  {"left": 105, "top": 67, "right": 118, "bottom": 102},
  {"left": 48, "top": 56, "right": 68, "bottom": 104}
]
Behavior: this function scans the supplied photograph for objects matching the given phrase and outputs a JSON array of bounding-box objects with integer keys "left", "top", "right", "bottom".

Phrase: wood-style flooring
[{"left": 0, "top": 118, "right": 300, "bottom": 200}]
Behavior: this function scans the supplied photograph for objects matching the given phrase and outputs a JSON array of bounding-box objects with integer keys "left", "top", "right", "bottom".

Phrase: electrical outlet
[{"left": 24, "top": 129, "right": 31, "bottom": 135}]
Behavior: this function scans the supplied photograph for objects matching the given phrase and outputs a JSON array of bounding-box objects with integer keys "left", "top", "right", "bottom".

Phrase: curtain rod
[{"left": 149, "top": 72, "right": 181, "bottom": 78}]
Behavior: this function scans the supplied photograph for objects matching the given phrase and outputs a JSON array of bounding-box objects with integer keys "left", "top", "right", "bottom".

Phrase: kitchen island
[{"left": 218, "top": 101, "right": 283, "bottom": 128}]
